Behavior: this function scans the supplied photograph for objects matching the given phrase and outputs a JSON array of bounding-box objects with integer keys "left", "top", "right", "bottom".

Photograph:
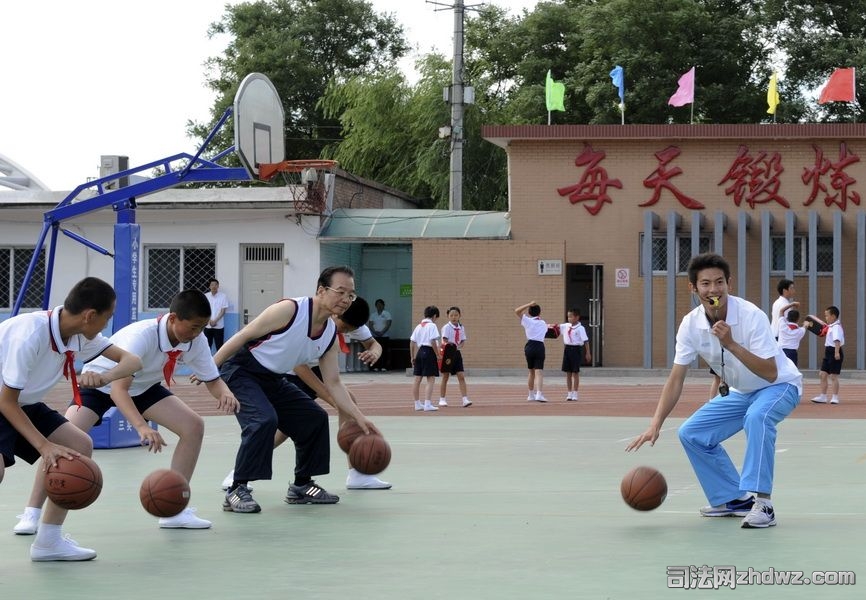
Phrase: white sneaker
[
  {"left": 414, "top": 401, "right": 423, "bottom": 411},
  {"left": 527, "top": 393, "right": 536, "bottom": 401},
  {"left": 13, "top": 510, "right": 40, "bottom": 535},
  {"left": 811, "top": 395, "right": 828, "bottom": 403},
  {"left": 462, "top": 398, "right": 472, "bottom": 407},
  {"left": 438, "top": 399, "right": 448, "bottom": 407},
  {"left": 741, "top": 499, "right": 776, "bottom": 529},
  {"left": 31, "top": 535, "right": 96, "bottom": 562},
  {"left": 535, "top": 394, "right": 548, "bottom": 403},
  {"left": 830, "top": 396, "right": 839, "bottom": 404},
  {"left": 423, "top": 403, "right": 439, "bottom": 412},
  {"left": 346, "top": 468, "right": 392, "bottom": 490},
  {"left": 158, "top": 507, "right": 212, "bottom": 529}
]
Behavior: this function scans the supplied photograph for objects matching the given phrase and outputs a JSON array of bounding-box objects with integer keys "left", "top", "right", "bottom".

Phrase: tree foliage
[{"left": 193, "top": 0, "right": 866, "bottom": 209}]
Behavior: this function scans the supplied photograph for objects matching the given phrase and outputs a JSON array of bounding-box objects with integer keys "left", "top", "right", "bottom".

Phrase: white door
[{"left": 240, "top": 244, "right": 284, "bottom": 325}]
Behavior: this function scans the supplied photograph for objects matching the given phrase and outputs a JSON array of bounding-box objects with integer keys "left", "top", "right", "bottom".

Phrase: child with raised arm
[
  {"left": 811, "top": 305, "right": 845, "bottom": 405},
  {"left": 557, "top": 308, "right": 591, "bottom": 401},
  {"left": 2, "top": 277, "right": 142, "bottom": 561},
  {"left": 438, "top": 306, "right": 471, "bottom": 408},
  {"left": 515, "top": 301, "right": 548, "bottom": 402},
  {"left": 14, "top": 290, "right": 239, "bottom": 533}
]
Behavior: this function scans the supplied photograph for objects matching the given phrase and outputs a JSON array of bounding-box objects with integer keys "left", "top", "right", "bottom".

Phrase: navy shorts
[
  {"left": 561, "top": 345, "right": 583, "bottom": 372},
  {"left": 524, "top": 340, "right": 546, "bottom": 370},
  {"left": 820, "top": 346, "right": 843, "bottom": 375},
  {"left": 782, "top": 348, "right": 799, "bottom": 367},
  {"left": 413, "top": 346, "right": 440, "bottom": 377},
  {"left": 440, "top": 346, "right": 465, "bottom": 375},
  {"left": 78, "top": 384, "right": 173, "bottom": 426},
  {"left": 0, "top": 403, "right": 67, "bottom": 467}
]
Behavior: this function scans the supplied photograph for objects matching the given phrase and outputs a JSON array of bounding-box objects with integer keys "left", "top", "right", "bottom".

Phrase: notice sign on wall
[
  {"left": 615, "top": 267, "right": 630, "bottom": 287},
  {"left": 538, "top": 259, "right": 562, "bottom": 276}
]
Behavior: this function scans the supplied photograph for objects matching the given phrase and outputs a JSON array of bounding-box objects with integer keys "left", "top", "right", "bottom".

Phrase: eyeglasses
[{"left": 324, "top": 286, "right": 357, "bottom": 302}]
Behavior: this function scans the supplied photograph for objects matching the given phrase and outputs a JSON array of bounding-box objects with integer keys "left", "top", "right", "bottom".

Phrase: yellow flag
[{"left": 767, "top": 72, "right": 780, "bottom": 115}]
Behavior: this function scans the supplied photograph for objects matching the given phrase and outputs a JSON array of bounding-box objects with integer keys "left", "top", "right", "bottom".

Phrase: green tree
[{"left": 189, "top": 0, "right": 408, "bottom": 168}]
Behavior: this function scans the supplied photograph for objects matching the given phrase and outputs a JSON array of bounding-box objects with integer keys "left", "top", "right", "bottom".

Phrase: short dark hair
[
  {"left": 170, "top": 290, "right": 212, "bottom": 320},
  {"left": 528, "top": 305, "right": 541, "bottom": 317},
  {"left": 375, "top": 298, "right": 385, "bottom": 306},
  {"left": 64, "top": 277, "right": 116, "bottom": 315},
  {"left": 424, "top": 305, "right": 440, "bottom": 319},
  {"left": 777, "top": 279, "right": 794, "bottom": 295},
  {"left": 568, "top": 307, "right": 581, "bottom": 318},
  {"left": 826, "top": 305, "right": 840, "bottom": 318},
  {"left": 209, "top": 278, "right": 219, "bottom": 286},
  {"left": 687, "top": 253, "right": 731, "bottom": 285},
  {"left": 787, "top": 309, "right": 800, "bottom": 322},
  {"left": 340, "top": 296, "right": 370, "bottom": 329},
  {"left": 447, "top": 306, "right": 461, "bottom": 315},
  {"left": 317, "top": 266, "right": 354, "bottom": 289}
]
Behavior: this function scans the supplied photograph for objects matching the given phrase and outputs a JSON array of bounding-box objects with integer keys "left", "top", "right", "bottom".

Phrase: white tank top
[{"left": 247, "top": 297, "right": 336, "bottom": 374}]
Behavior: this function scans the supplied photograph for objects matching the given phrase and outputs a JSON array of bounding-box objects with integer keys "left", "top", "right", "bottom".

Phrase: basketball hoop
[{"left": 258, "top": 159, "right": 338, "bottom": 215}]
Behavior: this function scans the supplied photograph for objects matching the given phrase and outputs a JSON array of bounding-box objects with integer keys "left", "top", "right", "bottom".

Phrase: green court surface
[{"left": 0, "top": 415, "right": 862, "bottom": 599}]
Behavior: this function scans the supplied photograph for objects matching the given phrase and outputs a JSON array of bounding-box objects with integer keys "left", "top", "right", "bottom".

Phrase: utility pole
[{"left": 428, "top": 0, "right": 480, "bottom": 211}]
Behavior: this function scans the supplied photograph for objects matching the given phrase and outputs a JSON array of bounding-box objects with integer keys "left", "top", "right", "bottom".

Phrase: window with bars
[
  {"left": 771, "top": 236, "right": 834, "bottom": 274},
  {"left": 0, "top": 247, "right": 46, "bottom": 309},
  {"left": 640, "top": 235, "right": 711, "bottom": 275},
  {"left": 145, "top": 246, "right": 215, "bottom": 310}
]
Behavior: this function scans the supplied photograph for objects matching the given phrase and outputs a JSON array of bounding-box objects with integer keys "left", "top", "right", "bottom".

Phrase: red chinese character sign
[
  {"left": 802, "top": 142, "right": 860, "bottom": 211},
  {"left": 718, "top": 145, "right": 789, "bottom": 208},
  {"left": 557, "top": 144, "right": 623, "bottom": 215},
  {"left": 640, "top": 145, "right": 704, "bottom": 209}
]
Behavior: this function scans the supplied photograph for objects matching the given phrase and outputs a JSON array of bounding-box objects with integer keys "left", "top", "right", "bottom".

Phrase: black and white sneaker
[
  {"left": 741, "top": 499, "right": 776, "bottom": 528},
  {"left": 285, "top": 481, "right": 340, "bottom": 504},
  {"left": 223, "top": 484, "right": 261, "bottom": 513},
  {"left": 700, "top": 496, "right": 755, "bottom": 517}
]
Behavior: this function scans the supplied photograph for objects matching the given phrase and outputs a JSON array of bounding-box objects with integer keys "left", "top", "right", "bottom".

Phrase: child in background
[
  {"left": 777, "top": 309, "right": 806, "bottom": 367},
  {"left": 812, "top": 305, "right": 844, "bottom": 405},
  {"left": 557, "top": 308, "right": 591, "bottom": 401},
  {"left": 438, "top": 307, "right": 471, "bottom": 408},
  {"left": 410, "top": 306, "right": 441, "bottom": 412},
  {"left": 514, "top": 301, "right": 548, "bottom": 402}
]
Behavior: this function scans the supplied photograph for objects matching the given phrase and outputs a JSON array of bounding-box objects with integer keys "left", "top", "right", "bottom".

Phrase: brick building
[{"left": 401, "top": 124, "right": 866, "bottom": 372}]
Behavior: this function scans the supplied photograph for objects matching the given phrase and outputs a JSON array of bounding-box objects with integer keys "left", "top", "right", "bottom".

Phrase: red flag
[{"left": 818, "top": 68, "right": 856, "bottom": 104}]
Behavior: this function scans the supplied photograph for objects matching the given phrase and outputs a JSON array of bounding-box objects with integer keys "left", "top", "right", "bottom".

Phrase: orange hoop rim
[{"left": 257, "top": 159, "right": 338, "bottom": 181}]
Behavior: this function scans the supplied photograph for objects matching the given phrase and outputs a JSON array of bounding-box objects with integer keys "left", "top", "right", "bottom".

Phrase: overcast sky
[{"left": 1, "top": 0, "right": 537, "bottom": 191}]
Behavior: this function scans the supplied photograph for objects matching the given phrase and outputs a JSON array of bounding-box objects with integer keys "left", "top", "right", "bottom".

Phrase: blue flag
[{"left": 609, "top": 65, "right": 625, "bottom": 104}]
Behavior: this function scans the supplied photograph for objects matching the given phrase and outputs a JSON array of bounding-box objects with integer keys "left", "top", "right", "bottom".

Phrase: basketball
[
  {"left": 621, "top": 465, "right": 667, "bottom": 511},
  {"left": 348, "top": 434, "right": 391, "bottom": 475},
  {"left": 139, "top": 469, "right": 190, "bottom": 518},
  {"left": 337, "top": 420, "right": 365, "bottom": 454},
  {"left": 45, "top": 455, "right": 103, "bottom": 510}
]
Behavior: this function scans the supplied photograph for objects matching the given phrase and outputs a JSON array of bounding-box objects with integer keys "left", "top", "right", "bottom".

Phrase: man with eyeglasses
[{"left": 214, "top": 266, "right": 381, "bottom": 512}]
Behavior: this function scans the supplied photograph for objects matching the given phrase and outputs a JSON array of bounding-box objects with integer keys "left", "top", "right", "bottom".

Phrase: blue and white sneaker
[{"left": 699, "top": 496, "right": 755, "bottom": 517}]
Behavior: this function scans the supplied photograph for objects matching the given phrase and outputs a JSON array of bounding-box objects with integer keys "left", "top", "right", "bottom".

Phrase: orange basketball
[
  {"left": 45, "top": 455, "right": 103, "bottom": 510},
  {"left": 348, "top": 434, "right": 391, "bottom": 475},
  {"left": 337, "top": 420, "right": 364, "bottom": 454},
  {"left": 139, "top": 469, "right": 190, "bottom": 518},
  {"left": 621, "top": 465, "right": 667, "bottom": 511}
]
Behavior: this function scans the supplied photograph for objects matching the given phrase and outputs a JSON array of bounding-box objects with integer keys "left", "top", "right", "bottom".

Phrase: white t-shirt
[
  {"left": 558, "top": 322, "right": 588, "bottom": 346},
  {"left": 824, "top": 321, "right": 845, "bottom": 348},
  {"left": 770, "top": 295, "right": 790, "bottom": 337},
  {"left": 441, "top": 322, "right": 466, "bottom": 345},
  {"left": 777, "top": 321, "right": 806, "bottom": 351},
  {"left": 521, "top": 314, "right": 548, "bottom": 342},
  {"left": 410, "top": 319, "right": 439, "bottom": 347},
  {"left": 205, "top": 291, "right": 230, "bottom": 329},
  {"left": 0, "top": 308, "right": 112, "bottom": 405},
  {"left": 84, "top": 316, "right": 220, "bottom": 396},
  {"left": 369, "top": 309, "right": 392, "bottom": 336},
  {"left": 674, "top": 295, "right": 802, "bottom": 394}
]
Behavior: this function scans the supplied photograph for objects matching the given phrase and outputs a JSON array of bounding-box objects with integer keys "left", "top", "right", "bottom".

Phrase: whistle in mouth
[{"left": 708, "top": 296, "right": 720, "bottom": 307}]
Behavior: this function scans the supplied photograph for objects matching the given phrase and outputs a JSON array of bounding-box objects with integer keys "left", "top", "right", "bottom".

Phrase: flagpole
[
  {"left": 690, "top": 71, "right": 695, "bottom": 124},
  {"left": 548, "top": 110, "right": 551, "bottom": 126},
  {"left": 620, "top": 104, "right": 624, "bottom": 125}
]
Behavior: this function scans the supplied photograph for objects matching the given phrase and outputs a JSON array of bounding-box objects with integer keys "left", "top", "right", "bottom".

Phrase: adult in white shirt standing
[
  {"left": 204, "top": 278, "right": 230, "bottom": 352},
  {"left": 770, "top": 279, "right": 798, "bottom": 339},
  {"left": 367, "top": 299, "right": 392, "bottom": 372}
]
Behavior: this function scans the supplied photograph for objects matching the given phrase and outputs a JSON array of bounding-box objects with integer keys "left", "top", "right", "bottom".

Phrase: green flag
[{"left": 546, "top": 70, "right": 565, "bottom": 112}]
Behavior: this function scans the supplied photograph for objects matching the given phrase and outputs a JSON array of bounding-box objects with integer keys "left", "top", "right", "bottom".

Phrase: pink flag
[
  {"left": 668, "top": 67, "right": 695, "bottom": 107},
  {"left": 818, "top": 67, "right": 856, "bottom": 104}
]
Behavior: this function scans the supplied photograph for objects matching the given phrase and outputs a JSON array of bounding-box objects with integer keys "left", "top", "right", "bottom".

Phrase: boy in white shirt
[
  {"left": 557, "top": 308, "right": 591, "bottom": 401},
  {"left": 1, "top": 277, "right": 142, "bottom": 560},
  {"left": 776, "top": 309, "right": 806, "bottom": 367},
  {"left": 812, "top": 305, "right": 845, "bottom": 405},
  {"left": 515, "top": 301, "right": 548, "bottom": 402}
]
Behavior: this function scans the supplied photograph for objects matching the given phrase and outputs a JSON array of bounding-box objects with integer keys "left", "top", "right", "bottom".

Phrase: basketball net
[{"left": 257, "top": 159, "right": 337, "bottom": 215}]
